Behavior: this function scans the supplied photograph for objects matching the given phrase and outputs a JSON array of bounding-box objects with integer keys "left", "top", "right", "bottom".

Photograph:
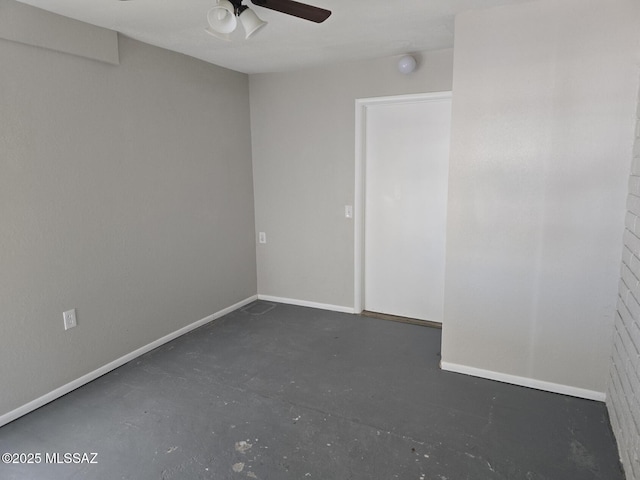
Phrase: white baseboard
[
  {"left": 440, "top": 361, "right": 606, "bottom": 402},
  {"left": 0, "top": 295, "right": 258, "bottom": 428},
  {"left": 257, "top": 295, "right": 355, "bottom": 314}
]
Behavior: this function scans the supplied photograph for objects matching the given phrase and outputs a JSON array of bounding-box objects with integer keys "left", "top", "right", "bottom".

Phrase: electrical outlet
[
  {"left": 63, "top": 309, "right": 77, "bottom": 330},
  {"left": 259, "top": 232, "right": 267, "bottom": 244}
]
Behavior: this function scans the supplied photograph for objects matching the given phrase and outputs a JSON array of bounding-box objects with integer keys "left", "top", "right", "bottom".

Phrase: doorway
[{"left": 354, "top": 92, "right": 452, "bottom": 324}]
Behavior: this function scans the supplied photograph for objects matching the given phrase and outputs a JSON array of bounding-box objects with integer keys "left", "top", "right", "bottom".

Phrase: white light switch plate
[{"left": 345, "top": 205, "right": 353, "bottom": 218}]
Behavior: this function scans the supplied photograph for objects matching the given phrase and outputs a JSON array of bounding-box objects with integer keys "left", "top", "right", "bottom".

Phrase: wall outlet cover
[{"left": 63, "top": 309, "right": 77, "bottom": 330}]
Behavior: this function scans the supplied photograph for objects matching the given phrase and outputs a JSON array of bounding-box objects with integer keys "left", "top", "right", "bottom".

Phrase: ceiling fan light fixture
[
  {"left": 207, "top": 0, "right": 237, "bottom": 34},
  {"left": 239, "top": 7, "right": 267, "bottom": 39},
  {"left": 205, "top": 26, "right": 232, "bottom": 41}
]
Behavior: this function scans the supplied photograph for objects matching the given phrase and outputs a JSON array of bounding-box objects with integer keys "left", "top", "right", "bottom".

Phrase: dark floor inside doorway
[{"left": 0, "top": 302, "right": 624, "bottom": 479}]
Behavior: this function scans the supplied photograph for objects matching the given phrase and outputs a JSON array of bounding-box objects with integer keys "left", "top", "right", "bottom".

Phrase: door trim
[{"left": 353, "top": 91, "right": 452, "bottom": 314}]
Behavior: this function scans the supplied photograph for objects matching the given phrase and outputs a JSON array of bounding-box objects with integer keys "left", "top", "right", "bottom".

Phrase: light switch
[{"left": 345, "top": 205, "right": 353, "bottom": 219}]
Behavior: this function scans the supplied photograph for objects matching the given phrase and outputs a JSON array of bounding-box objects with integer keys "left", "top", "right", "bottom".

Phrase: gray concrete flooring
[{"left": 0, "top": 302, "right": 624, "bottom": 479}]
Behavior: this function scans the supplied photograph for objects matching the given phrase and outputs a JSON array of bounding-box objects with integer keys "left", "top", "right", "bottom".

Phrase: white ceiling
[{"left": 15, "top": 0, "right": 532, "bottom": 74}]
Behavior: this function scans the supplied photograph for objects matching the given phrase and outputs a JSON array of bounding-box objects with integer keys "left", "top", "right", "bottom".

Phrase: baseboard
[
  {"left": 257, "top": 295, "right": 355, "bottom": 314},
  {"left": 0, "top": 294, "right": 258, "bottom": 428},
  {"left": 361, "top": 310, "right": 442, "bottom": 329},
  {"left": 440, "top": 361, "right": 606, "bottom": 402}
]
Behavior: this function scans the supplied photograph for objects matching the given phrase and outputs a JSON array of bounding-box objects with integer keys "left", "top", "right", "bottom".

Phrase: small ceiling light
[
  {"left": 207, "top": 0, "right": 237, "bottom": 34},
  {"left": 397, "top": 55, "right": 417, "bottom": 75},
  {"left": 206, "top": 0, "right": 267, "bottom": 40}
]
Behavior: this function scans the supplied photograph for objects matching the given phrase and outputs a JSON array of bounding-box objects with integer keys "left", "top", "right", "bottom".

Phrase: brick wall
[{"left": 608, "top": 83, "right": 640, "bottom": 480}]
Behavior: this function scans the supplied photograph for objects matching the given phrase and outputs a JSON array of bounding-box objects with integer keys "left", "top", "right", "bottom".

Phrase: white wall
[
  {"left": 0, "top": 4, "right": 256, "bottom": 419},
  {"left": 608, "top": 80, "right": 640, "bottom": 480},
  {"left": 250, "top": 50, "right": 453, "bottom": 309},
  {"left": 441, "top": 0, "right": 640, "bottom": 398}
]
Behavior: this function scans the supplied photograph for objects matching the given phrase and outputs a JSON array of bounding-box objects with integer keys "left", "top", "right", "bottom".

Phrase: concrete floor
[{"left": 0, "top": 302, "right": 624, "bottom": 480}]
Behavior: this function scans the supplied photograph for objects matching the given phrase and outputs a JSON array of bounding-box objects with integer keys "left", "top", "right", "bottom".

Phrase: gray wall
[
  {"left": 0, "top": 9, "right": 256, "bottom": 417},
  {"left": 249, "top": 49, "right": 453, "bottom": 308},
  {"left": 608, "top": 80, "right": 640, "bottom": 480},
  {"left": 441, "top": 0, "right": 640, "bottom": 397},
  {"left": 0, "top": 0, "right": 118, "bottom": 64}
]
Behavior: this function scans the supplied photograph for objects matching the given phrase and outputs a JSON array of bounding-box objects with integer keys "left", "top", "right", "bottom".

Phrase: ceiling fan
[{"left": 206, "top": 0, "right": 331, "bottom": 40}]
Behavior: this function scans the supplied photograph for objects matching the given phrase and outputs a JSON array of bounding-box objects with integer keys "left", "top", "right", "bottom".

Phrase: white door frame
[{"left": 353, "top": 91, "right": 452, "bottom": 314}]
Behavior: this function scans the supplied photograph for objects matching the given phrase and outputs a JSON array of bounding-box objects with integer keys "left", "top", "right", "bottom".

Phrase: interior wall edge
[
  {"left": 441, "top": 361, "right": 606, "bottom": 402},
  {"left": 0, "top": 295, "right": 258, "bottom": 428}
]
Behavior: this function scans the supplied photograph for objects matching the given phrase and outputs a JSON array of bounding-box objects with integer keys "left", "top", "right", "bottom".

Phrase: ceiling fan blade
[{"left": 251, "top": 0, "right": 331, "bottom": 23}]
